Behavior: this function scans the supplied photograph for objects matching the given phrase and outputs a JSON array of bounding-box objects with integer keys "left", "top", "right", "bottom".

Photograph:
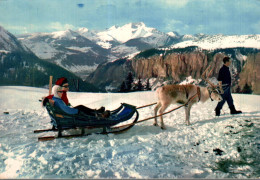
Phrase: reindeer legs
[
  {"left": 158, "top": 103, "right": 170, "bottom": 130},
  {"left": 185, "top": 104, "right": 192, "bottom": 125},
  {"left": 154, "top": 101, "right": 170, "bottom": 130},
  {"left": 154, "top": 102, "right": 161, "bottom": 126}
]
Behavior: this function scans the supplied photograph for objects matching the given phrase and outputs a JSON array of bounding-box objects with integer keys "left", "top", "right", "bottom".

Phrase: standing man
[{"left": 215, "top": 57, "right": 242, "bottom": 116}]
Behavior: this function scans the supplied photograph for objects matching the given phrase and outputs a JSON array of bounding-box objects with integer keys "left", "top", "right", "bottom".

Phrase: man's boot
[
  {"left": 215, "top": 107, "right": 221, "bottom": 116},
  {"left": 230, "top": 105, "right": 242, "bottom": 115}
]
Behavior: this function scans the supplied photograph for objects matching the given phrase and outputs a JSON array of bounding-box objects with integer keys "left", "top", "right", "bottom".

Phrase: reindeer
[{"left": 154, "top": 66, "right": 223, "bottom": 129}]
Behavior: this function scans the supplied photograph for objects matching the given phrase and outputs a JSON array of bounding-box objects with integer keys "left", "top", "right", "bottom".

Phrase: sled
[{"left": 35, "top": 102, "right": 139, "bottom": 141}]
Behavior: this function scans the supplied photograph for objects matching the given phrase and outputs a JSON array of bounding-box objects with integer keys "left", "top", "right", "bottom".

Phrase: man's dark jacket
[{"left": 217, "top": 65, "right": 231, "bottom": 86}]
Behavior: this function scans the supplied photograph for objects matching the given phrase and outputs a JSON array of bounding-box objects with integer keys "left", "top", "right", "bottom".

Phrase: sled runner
[{"left": 35, "top": 102, "right": 139, "bottom": 141}]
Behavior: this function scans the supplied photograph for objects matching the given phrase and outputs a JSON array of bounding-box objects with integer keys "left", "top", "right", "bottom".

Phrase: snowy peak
[
  {"left": 77, "top": 27, "right": 89, "bottom": 34},
  {"left": 19, "top": 29, "right": 82, "bottom": 42},
  {"left": 76, "top": 22, "right": 175, "bottom": 49},
  {"left": 97, "top": 22, "right": 156, "bottom": 43},
  {"left": 167, "top": 31, "right": 180, "bottom": 38},
  {"left": 76, "top": 28, "right": 98, "bottom": 41},
  {"left": 0, "top": 26, "right": 30, "bottom": 53},
  {"left": 51, "top": 29, "right": 81, "bottom": 40},
  {"left": 181, "top": 34, "right": 195, "bottom": 40}
]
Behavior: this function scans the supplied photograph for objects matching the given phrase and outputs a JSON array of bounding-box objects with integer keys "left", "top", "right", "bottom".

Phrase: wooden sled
[{"left": 35, "top": 102, "right": 139, "bottom": 141}]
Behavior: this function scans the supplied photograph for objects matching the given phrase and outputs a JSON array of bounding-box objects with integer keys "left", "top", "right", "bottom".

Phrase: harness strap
[
  {"left": 197, "top": 86, "right": 201, "bottom": 102},
  {"left": 207, "top": 88, "right": 214, "bottom": 101},
  {"left": 184, "top": 86, "right": 189, "bottom": 99}
]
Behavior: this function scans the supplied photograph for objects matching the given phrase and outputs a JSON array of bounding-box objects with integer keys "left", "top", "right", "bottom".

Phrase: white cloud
[
  {"left": 164, "top": 19, "right": 189, "bottom": 33},
  {"left": 0, "top": 23, "right": 29, "bottom": 34},
  {"left": 0, "top": 22, "right": 77, "bottom": 34},
  {"left": 48, "top": 22, "right": 76, "bottom": 31}
]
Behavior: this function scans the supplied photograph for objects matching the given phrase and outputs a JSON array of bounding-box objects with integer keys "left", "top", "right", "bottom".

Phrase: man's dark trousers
[{"left": 215, "top": 86, "right": 234, "bottom": 110}]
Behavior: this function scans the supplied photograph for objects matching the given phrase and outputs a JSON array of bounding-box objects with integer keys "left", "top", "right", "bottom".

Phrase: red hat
[{"left": 55, "top": 77, "right": 68, "bottom": 86}]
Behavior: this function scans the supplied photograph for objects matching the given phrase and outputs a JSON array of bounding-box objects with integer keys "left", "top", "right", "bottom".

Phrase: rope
[
  {"left": 136, "top": 102, "right": 157, "bottom": 109},
  {"left": 111, "top": 92, "right": 199, "bottom": 130}
]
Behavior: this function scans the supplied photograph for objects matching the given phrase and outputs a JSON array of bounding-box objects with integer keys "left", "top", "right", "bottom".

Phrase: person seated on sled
[
  {"left": 42, "top": 77, "right": 105, "bottom": 113},
  {"left": 43, "top": 77, "right": 71, "bottom": 106},
  {"left": 50, "top": 85, "right": 110, "bottom": 118},
  {"left": 54, "top": 77, "right": 70, "bottom": 106}
]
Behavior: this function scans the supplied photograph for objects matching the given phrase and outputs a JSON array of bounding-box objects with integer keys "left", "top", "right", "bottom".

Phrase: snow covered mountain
[
  {"left": 172, "top": 34, "right": 260, "bottom": 50},
  {"left": 17, "top": 22, "right": 180, "bottom": 77},
  {"left": 0, "top": 26, "right": 30, "bottom": 53},
  {"left": 167, "top": 31, "right": 180, "bottom": 38},
  {"left": 10, "top": 22, "right": 260, "bottom": 80},
  {"left": 76, "top": 22, "right": 180, "bottom": 61},
  {"left": 0, "top": 26, "right": 99, "bottom": 91},
  {"left": 18, "top": 30, "right": 109, "bottom": 78},
  {"left": 100, "top": 22, "right": 157, "bottom": 43},
  {"left": 78, "top": 22, "right": 178, "bottom": 49}
]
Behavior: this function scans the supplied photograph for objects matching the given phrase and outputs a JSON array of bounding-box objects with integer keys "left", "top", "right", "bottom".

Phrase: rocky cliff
[
  {"left": 87, "top": 47, "right": 260, "bottom": 94},
  {"left": 238, "top": 53, "right": 260, "bottom": 94},
  {"left": 87, "top": 59, "right": 133, "bottom": 91},
  {"left": 131, "top": 51, "right": 225, "bottom": 82}
]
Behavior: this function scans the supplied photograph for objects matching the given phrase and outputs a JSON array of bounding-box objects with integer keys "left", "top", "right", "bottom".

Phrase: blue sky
[{"left": 0, "top": 0, "right": 259, "bottom": 35}]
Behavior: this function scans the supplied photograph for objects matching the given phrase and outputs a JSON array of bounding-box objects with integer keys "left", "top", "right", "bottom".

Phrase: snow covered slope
[
  {"left": 0, "top": 86, "right": 259, "bottom": 178},
  {"left": 0, "top": 26, "right": 30, "bottom": 53},
  {"left": 172, "top": 34, "right": 260, "bottom": 50}
]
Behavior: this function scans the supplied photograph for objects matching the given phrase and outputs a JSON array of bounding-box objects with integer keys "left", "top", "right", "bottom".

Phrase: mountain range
[
  {"left": 0, "top": 26, "right": 99, "bottom": 92},
  {"left": 16, "top": 22, "right": 260, "bottom": 78},
  {"left": 16, "top": 22, "right": 180, "bottom": 78},
  {"left": 1, "top": 22, "right": 260, "bottom": 93}
]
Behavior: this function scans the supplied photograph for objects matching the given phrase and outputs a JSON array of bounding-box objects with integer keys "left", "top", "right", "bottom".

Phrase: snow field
[{"left": 0, "top": 86, "right": 259, "bottom": 178}]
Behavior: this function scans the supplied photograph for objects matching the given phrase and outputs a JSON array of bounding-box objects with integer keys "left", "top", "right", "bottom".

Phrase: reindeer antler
[
  {"left": 201, "top": 64, "right": 215, "bottom": 87},
  {"left": 202, "top": 65, "right": 224, "bottom": 94}
]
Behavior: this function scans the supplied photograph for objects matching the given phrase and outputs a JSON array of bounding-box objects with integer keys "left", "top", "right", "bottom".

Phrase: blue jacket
[{"left": 52, "top": 97, "right": 78, "bottom": 114}]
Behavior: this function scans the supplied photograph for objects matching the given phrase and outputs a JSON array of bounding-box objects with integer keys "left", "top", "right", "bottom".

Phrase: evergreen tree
[
  {"left": 236, "top": 85, "right": 241, "bottom": 93},
  {"left": 242, "top": 83, "right": 252, "bottom": 94},
  {"left": 137, "top": 77, "right": 143, "bottom": 91},
  {"left": 145, "top": 78, "right": 151, "bottom": 90},
  {"left": 119, "top": 81, "right": 127, "bottom": 92},
  {"left": 125, "top": 72, "right": 134, "bottom": 91}
]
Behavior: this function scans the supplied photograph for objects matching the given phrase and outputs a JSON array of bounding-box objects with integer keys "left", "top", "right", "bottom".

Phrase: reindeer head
[
  {"left": 202, "top": 65, "right": 223, "bottom": 102},
  {"left": 207, "top": 86, "right": 223, "bottom": 102}
]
